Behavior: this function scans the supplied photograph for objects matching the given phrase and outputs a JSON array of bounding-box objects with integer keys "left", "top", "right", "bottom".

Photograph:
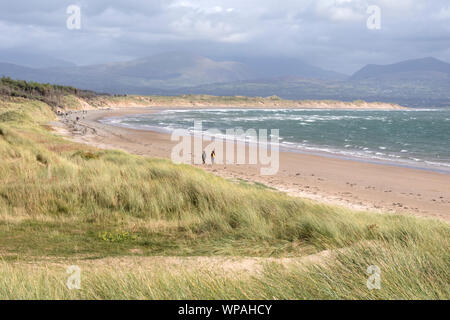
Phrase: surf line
[{"left": 171, "top": 120, "right": 280, "bottom": 175}]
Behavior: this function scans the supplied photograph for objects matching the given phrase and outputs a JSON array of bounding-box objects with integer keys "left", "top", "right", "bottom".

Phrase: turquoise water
[{"left": 101, "top": 109, "right": 450, "bottom": 172}]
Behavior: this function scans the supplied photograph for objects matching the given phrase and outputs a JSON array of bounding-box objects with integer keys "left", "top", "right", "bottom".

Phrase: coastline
[
  {"left": 77, "top": 95, "right": 407, "bottom": 110},
  {"left": 99, "top": 110, "right": 450, "bottom": 175},
  {"left": 52, "top": 107, "right": 450, "bottom": 222}
]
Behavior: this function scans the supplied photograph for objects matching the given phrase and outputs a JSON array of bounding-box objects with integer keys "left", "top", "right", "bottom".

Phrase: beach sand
[{"left": 52, "top": 107, "right": 450, "bottom": 222}]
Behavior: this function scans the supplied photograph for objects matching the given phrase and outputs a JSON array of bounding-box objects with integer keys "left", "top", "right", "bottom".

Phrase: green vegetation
[
  {"left": 1, "top": 236, "right": 448, "bottom": 299},
  {"left": 0, "top": 77, "right": 100, "bottom": 110},
  {"left": 0, "top": 77, "right": 404, "bottom": 111},
  {"left": 0, "top": 90, "right": 448, "bottom": 299}
]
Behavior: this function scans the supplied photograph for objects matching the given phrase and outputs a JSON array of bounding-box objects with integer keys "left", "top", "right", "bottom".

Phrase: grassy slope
[{"left": 0, "top": 96, "right": 448, "bottom": 299}]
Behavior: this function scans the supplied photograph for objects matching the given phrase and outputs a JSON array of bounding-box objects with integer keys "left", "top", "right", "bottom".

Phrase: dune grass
[
  {"left": 0, "top": 97, "right": 448, "bottom": 299},
  {"left": 1, "top": 237, "right": 448, "bottom": 299}
]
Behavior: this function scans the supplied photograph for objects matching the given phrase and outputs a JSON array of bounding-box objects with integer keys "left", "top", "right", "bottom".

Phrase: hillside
[
  {"left": 0, "top": 50, "right": 76, "bottom": 69},
  {"left": 1, "top": 54, "right": 449, "bottom": 108},
  {"left": 54, "top": 52, "right": 254, "bottom": 90},
  {"left": 232, "top": 56, "right": 346, "bottom": 80},
  {"left": 0, "top": 52, "right": 346, "bottom": 93},
  {"left": 350, "top": 57, "right": 450, "bottom": 81}
]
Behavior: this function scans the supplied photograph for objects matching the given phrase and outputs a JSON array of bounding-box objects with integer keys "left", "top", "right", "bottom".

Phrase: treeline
[{"left": 0, "top": 77, "right": 104, "bottom": 109}]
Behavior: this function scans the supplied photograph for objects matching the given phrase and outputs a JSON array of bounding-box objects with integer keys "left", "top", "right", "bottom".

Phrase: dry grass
[{"left": 0, "top": 98, "right": 448, "bottom": 299}]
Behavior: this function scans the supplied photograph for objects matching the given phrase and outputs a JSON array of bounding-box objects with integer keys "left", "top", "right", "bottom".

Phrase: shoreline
[
  {"left": 99, "top": 111, "right": 450, "bottom": 175},
  {"left": 52, "top": 107, "right": 450, "bottom": 222}
]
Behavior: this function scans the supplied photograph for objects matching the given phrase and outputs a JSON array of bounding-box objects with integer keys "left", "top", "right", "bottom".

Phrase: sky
[{"left": 0, "top": 0, "right": 449, "bottom": 74}]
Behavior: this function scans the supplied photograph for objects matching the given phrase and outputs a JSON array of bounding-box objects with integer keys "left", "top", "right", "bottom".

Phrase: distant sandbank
[{"left": 67, "top": 94, "right": 407, "bottom": 111}]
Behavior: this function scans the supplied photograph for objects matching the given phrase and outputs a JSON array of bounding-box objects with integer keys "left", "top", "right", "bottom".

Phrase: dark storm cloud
[{"left": 0, "top": 0, "right": 449, "bottom": 73}]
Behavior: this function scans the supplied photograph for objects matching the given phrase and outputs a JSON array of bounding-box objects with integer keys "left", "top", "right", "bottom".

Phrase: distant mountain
[
  {"left": 350, "top": 57, "right": 450, "bottom": 81},
  {"left": 173, "top": 56, "right": 450, "bottom": 108},
  {"left": 0, "top": 62, "right": 40, "bottom": 78},
  {"left": 231, "top": 56, "right": 347, "bottom": 80},
  {"left": 0, "top": 62, "right": 66, "bottom": 85},
  {"left": 0, "top": 51, "right": 75, "bottom": 69},
  {"left": 0, "top": 52, "right": 347, "bottom": 93},
  {"left": 0, "top": 62, "right": 69, "bottom": 86},
  {"left": 58, "top": 52, "right": 253, "bottom": 90},
  {"left": 1, "top": 54, "right": 449, "bottom": 107},
  {"left": 0, "top": 52, "right": 255, "bottom": 92}
]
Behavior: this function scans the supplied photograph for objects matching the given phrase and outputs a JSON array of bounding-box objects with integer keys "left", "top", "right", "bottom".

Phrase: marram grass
[{"left": 0, "top": 97, "right": 448, "bottom": 299}]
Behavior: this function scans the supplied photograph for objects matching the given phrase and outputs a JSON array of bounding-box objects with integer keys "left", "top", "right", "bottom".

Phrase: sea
[{"left": 100, "top": 108, "right": 450, "bottom": 173}]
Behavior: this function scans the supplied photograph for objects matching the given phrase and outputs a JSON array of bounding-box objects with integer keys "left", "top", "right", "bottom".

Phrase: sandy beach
[{"left": 52, "top": 107, "right": 450, "bottom": 222}]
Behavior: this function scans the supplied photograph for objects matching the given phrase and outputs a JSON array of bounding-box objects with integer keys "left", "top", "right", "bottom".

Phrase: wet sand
[{"left": 52, "top": 107, "right": 450, "bottom": 222}]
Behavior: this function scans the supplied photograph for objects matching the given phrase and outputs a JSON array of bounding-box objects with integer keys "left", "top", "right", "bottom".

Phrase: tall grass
[
  {"left": 1, "top": 237, "right": 448, "bottom": 299},
  {"left": 0, "top": 98, "right": 448, "bottom": 299}
]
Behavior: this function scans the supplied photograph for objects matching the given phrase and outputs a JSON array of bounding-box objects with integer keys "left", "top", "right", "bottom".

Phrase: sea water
[{"left": 100, "top": 108, "right": 450, "bottom": 173}]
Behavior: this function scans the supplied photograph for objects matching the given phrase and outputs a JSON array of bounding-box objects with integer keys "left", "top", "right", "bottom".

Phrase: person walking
[
  {"left": 211, "top": 149, "right": 216, "bottom": 165},
  {"left": 202, "top": 150, "right": 206, "bottom": 165}
]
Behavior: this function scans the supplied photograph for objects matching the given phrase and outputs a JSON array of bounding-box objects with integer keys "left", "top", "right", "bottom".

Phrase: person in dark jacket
[
  {"left": 202, "top": 150, "right": 206, "bottom": 165},
  {"left": 211, "top": 150, "right": 216, "bottom": 165}
]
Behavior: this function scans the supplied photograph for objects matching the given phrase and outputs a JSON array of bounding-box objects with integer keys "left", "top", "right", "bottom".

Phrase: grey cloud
[{"left": 0, "top": 0, "right": 449, "bottom": 73}]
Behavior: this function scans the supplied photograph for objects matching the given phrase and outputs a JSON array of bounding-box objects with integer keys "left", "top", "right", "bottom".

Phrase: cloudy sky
[{"left": 0, "top": 0, "right": 449, "bottom": 74}]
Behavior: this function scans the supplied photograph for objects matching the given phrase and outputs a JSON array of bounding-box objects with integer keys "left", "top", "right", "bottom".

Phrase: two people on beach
[{"left": 202, "top": 150, "right": 215, "bottom": 165}]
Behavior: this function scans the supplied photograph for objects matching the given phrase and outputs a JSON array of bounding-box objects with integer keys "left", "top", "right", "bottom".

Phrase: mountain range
[
  {"left": 0, "top": 53, "right": 449, "bottom": 107},
  {"left": 0, "top": 50, "right": 76, "bottom": 69},
  {"left": 0, "top": 52, "right": 345, "bottom": 90},
  {"left": 350, "top": 57, "right": 450, "bottom": 81}
]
